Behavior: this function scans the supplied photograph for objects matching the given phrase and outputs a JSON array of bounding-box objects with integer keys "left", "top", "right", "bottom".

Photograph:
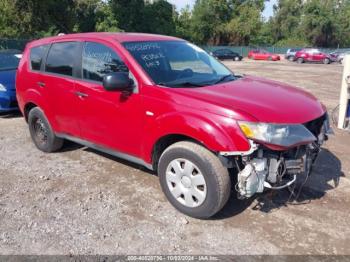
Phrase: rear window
[
  {"left": 30, "top": 45, "right": 49, "bottom": 71},
  {"left": 45, "top": 42, "right": 80, "bottom": 77},
  {"left": 0, "top": 53, "right": 21, "bottom": 71}
]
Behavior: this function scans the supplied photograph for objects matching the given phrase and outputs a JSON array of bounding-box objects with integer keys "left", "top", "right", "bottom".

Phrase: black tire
[
  {"left": 28, "top": 107, "right": 63, "bottom": 153},
  {"left": 288, "top": 56, "right": 295, "bottom": 62},
  {"left": 297, "top": 57, "right": 304, "bottom": 64},
  {"left": 158, "top": 141, "right": 231, "bottom": 219},
  {"left": 323, "top": 58, "right": 330, "bottom": 64}
]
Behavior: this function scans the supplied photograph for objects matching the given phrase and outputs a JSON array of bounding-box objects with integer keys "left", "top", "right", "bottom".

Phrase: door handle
[
  {"left": 37, "top": 82, "right": 45, "bottom": 87},
  {"left": 75, "top": 91, "right": 88, "bottom": 98}
]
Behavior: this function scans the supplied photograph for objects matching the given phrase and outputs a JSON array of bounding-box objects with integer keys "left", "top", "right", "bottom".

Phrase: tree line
[{"left": 0, "top": 0, "right": 350, "bottom": 48}]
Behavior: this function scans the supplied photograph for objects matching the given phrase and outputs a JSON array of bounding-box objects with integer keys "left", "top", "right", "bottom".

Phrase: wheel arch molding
[
  {"left": 142, "top": 111, "right": 251, "bottom": 167},
  {"left": 22, "top": 89, "right": 57, "bottom": 129}
]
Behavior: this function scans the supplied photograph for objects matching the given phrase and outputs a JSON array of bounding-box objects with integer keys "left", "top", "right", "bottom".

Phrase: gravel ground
[{"left": 0, "top": 59, "right": 349, "bottom": 255}]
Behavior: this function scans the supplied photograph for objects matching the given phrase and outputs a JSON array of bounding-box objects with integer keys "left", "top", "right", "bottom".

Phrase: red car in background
[
  {"left": 248, "top": 49, "right": 280, "bottom": 61},
  {"left": 294, "top": 48, "right": 332, "bottom": 64}
]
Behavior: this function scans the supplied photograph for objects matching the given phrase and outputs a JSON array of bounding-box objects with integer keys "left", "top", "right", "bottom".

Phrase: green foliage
[
  {"left": 1, "top": 0, "right": 350, "bottom": 48},
  {"left": 300, "top": 0, "right": 337, "bottom": 47},
  {"left": 269, "top": 0, "right": 303, "bottom": 43},
  {"left": 335, "top": 1, "right": 350, "bottom": 47},
  {"left": 110, "top": 0, "right": 145, "bottom": 32},
  {"left": 95, "top": 2, "right": 120, "bottom": 32},
  {"left": 174, "top": 6, "right": 193, "bottom": 41},
  {"left": 225, "top": 1, "right": 264, "bottom": 45},
  {"left": 191, "top": 0, "right": 233, "bottom": 44},
  {"left": 274, "top": 38, "right": 310, "bottom": 48},
  {"left": 143, "top": 0, "right": 176, "bottom": 35}
]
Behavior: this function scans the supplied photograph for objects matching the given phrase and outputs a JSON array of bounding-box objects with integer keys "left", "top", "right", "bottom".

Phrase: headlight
[
  {"left": 0, "top": 84, "right": 6, "bottom": 92},
  {"left": 238, "top": 121, "right": 316, "bottom": 147}
]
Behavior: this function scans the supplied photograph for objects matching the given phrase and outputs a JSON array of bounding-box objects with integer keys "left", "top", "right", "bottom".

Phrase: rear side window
[
  {"left": 30, "top": 45, "right": 49, "bottom": 71},
  {"left": 45, "top": 42, "right": 80, "bottom": 76},
  {"left": 82, "top": 42, "right": 129, "bottom": 82}
]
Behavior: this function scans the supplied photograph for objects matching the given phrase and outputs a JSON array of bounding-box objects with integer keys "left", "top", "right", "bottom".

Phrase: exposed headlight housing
[
  {"left": 238, "top": 121, "right": 316, "bottom": 147},
  {"left": 0, "top": 83, "right": 7, "bottom": 92}
]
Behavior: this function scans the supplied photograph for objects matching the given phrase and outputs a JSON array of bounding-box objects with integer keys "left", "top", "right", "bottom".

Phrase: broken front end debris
[{"left": 223, "top": 113, "right": 333, "bottom": 199}]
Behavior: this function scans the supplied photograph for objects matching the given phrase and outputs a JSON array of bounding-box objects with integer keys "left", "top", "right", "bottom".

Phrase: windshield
[
  {"left": 0, "top": 53, "right": 21, "bottom": 71},
  {"left": 123, "top": 41, "right": 235, "bottom": 87}
]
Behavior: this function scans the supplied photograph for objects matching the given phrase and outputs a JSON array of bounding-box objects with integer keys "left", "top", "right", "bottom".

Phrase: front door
[{"left": 74, "top": 41, "right": 144, "bottom": 157}]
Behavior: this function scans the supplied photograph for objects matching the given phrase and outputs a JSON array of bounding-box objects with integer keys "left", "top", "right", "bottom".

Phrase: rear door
[
  {"left": 42, "top": 41, "right": 82, "bottom": 137},
  {"left": 313, "top": 50, "right": 325, "bottom": 62},
  {"left": 310, "top": 49, "right": 317, "bottom": 61},
  {"left": 25, "top": 44, "right": 50, "bottom": 107}
]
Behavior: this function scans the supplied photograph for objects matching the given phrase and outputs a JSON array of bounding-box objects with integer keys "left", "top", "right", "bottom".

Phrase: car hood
[
  {"left": 0, "top": 69, "right": 16, "bottom": 90},
  {"left": 171, "top": 75, "right": 325, "bottom": 124}
]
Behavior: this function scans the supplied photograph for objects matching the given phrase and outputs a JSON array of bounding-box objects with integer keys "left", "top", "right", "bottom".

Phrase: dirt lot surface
[{"left": 1, "top": 60, "right": 349, "bottom": 255}]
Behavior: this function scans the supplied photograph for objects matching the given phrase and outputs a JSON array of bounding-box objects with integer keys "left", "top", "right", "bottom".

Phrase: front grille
[{"left": 303, "top": 113, "right": 326, "bottom": 137}]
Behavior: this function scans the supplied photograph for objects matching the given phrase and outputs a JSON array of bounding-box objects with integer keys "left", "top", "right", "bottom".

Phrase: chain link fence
[
  {"left": 1, "top": 38, "right": 350, "bottom": 56},
  {"left": 0, "top": 38, "right": 30, "bottom": 51}
]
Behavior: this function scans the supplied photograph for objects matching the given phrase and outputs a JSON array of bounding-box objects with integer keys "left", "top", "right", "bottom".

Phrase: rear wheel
[
  {"left": 158, "top": 141, "right": 231, "bottom": 219},
  {"left": 28, "top": 107, "right": 63, "bottom": 153},
  {"left": 234, "top": 56, "right": 240, "bottom": 61},
  {"left": 288, "top": 56, "right": 295, "bottom": 62},
  {"left": 268, "top": 56, "right": 273, "bottom": 61},
  {"left": 297, "top": 57, "right": 304, "bottom": 64}
]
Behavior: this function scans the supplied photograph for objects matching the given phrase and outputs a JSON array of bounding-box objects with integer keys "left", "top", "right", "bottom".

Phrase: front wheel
[
  {"left": 323, "top": 58, "right": 331, "bottom": 64},
  {"left": 288, "top": 56, "right": 295, "bottom": 62},
  {"left": 158, "top": 141, "right": 231, "bottom": 219},
  {"left": 28, "top": 107, "right": 63, "bottom": 153}
]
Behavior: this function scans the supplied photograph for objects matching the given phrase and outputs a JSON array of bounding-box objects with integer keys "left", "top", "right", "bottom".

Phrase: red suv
[
  {"left": 16, "top": 33, "right": 331, "bottom": 218},
  {"left": 295, "top": 48, "right": 332, "bottom": 64}
]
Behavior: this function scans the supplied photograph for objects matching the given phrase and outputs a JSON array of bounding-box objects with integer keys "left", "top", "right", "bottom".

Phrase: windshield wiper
[
  {"left": 159, "top": 81, "right": 206, "bottom": 88},
  {"left": 214, "top": 74, "right": 236, "bottom": 84}
]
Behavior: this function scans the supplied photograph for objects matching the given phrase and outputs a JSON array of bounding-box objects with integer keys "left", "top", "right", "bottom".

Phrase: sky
[{"left": 168, "top": 0, "right": 277, "bottom": 19}]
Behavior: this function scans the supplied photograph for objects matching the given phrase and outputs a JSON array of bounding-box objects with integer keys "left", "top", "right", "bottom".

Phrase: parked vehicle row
[
  {"left": 210, "top": 48, "right": 282, "bottom": 62},
  {"left": 200, "top": 47, "right": 349, "bottom": 65},
  {"left": 285, "top": 48, "right": 350, "bottom": 65},
  {"left": 11, "top": 33, "right": 332, "bottom": 219}
]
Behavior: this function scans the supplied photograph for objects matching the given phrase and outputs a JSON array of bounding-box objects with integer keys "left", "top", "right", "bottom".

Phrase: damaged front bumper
[{"left": 220, "top": 113, "right": 333, "bottom": 199}]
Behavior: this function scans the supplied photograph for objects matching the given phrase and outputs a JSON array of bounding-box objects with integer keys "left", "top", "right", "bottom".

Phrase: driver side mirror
[{"left": 103, "top": 72, "right": 134, "bottom": 92}]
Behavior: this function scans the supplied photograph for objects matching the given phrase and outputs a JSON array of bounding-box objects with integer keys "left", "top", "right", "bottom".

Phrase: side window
[
  {"left": 45, "top": 42, "right": 80, "bottom": 76},
  {"left": 82, "top": 42, "right": 129, "bottom": 82},
  {"left": 30, "top": 45, "right": 49, "bottom": 71}
]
